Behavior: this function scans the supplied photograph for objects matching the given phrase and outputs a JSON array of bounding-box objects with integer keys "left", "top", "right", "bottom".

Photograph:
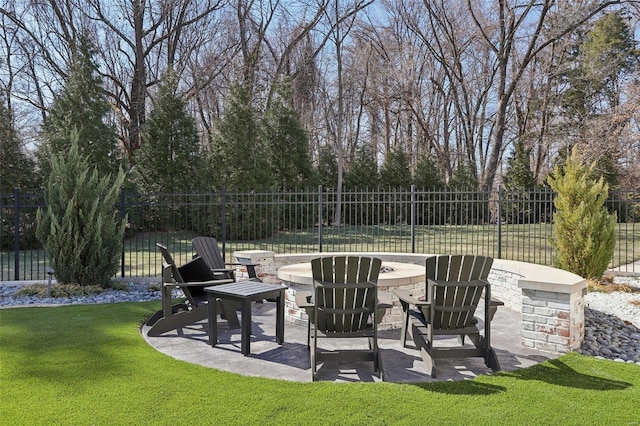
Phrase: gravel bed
[
  {"left": 581, "top": 276, "right": 640, "bottom": 364},
  {"left": 0, "top": 282, "right": 165, "bottom": 307}
]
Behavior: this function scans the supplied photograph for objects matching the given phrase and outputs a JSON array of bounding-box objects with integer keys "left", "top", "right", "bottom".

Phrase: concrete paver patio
[{"left": 143, "top": 301, "right": 557, "bottom": 383}]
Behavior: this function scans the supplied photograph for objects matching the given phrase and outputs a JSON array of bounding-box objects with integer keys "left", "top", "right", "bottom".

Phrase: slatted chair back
[
  {"left": 313, "top": 280, "right": 377, "bottom": 333},
  {"left": 423, "top": 255, "right": 493, "bottom": 331},
  {"left": 192, "top": 236, "right": 233, "bottom": 278},
  {"left": 429, "top": 280, "right": 486, "bottom": 331},
  {"left": 311, "top": 256, "right": 382, "bottom": 334},
  {"left": 157, "top": 243, "right": 185, "bottom": 283},
  {"left": 156, "top": 243, "right": 218, "bottom": 301},
  {"left": 311, "top": 255, "right": 381, "bottom": 284},
  {"left": 426, "top": 254, "right": 493, "bottom": 282}
]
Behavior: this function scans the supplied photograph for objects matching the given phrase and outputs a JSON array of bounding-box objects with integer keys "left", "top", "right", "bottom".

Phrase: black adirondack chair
[
  {"left": 301, "top": 256, "right": 383, "bottom": 381},
  {"left": 394, "top": 255, "right": 503, "bottom": 378},
  {"left": 192, "top": 236, "right": 260, "bottom": 281},
  {"left": 145, "top": 243, "right": 239, "bottom": 337}
]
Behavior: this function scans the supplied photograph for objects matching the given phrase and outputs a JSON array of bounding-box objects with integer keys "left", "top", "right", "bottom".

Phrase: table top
[
  {"left": 277, "top": 261, "right": 425, "bottom": 286},
  {"left": 204, "top": 280, "right": 287, "bottom": 297}
]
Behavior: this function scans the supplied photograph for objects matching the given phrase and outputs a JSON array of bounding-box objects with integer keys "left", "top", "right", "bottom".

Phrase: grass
[{"left": 1, "top": 303, "right": 639, "bottom": 425}]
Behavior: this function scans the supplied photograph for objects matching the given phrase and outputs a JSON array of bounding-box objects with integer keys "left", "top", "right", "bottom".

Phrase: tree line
[{"left": 2, "top": 0, "right": 640, "bottom": 197}]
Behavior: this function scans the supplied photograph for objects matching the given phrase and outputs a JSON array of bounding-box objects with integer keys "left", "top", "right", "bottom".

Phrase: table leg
[
  {"left": 276, "top": 290, "right": 284, "bottom": 345},
  {"left": 207, "top": 292, "right": 218, "bottom": 347},
  {"left": 241, "top": 300, "right": 252, "bottom": 355}
]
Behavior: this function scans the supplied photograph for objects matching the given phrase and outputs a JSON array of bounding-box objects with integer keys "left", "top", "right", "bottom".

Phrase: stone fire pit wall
[{"left": 233, "top": 251, "right": 587, "bottom": 355}]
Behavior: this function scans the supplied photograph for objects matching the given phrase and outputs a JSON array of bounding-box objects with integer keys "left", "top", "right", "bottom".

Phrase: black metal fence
[{"left": 2, "top": 187, "right": 638, "bottom": 281}]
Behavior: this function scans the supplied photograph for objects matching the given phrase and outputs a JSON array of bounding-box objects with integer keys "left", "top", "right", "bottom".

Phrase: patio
[{"left": 143, "top": 300, "right": 556, "bottom": 383}]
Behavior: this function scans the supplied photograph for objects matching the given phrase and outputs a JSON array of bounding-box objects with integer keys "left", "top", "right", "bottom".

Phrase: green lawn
[{"left": 1, "top": 302, "right": 638, "bottom": 425}]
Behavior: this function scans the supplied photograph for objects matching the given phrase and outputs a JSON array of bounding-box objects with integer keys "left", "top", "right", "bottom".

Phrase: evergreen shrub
[
  {"left": 547, "top": 147, "right": 616, "bottom": 279},
  {"left": 36, "top": 135, "right": 127, "bottom": 287}
]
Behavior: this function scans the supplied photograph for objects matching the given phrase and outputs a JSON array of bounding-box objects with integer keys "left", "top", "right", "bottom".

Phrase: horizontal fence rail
[{"left": 1, "top": 186, "right": 638, "bottom": 281}]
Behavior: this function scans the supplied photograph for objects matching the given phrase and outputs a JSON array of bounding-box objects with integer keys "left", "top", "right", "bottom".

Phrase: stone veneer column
[
  {"left": 490, "top": 259, "right": 587, "bottom": 355},
  {"left": 518, "top": 273, "right": 587, "bottom": 353}
]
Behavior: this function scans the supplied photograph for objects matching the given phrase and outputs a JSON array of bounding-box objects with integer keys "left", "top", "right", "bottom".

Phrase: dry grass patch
[
  {"left": 13, "top": 281, "right": 130, "bottom": 298},
  {"left": 588, "top": 276, "right": 638, "bottom": 293}
]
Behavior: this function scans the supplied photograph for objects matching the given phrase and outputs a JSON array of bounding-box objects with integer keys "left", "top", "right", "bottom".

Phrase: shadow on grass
[
  {"left": 414, "top": 379, "right": 507, "bottom": 395},
  {"left": 503, "top": 357, "right": 633, "bottom": 390}
]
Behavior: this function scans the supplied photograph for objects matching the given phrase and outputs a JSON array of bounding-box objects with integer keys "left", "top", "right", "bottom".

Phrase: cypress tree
[
  {"left": 345, "top": 145, "right": 379, "bottom": 190},
  {"left": 547, "top": 147, "right": 616, "bottom": 279},
  {"left": 380, "top": 149, "right": 411, "bottom": 189},
  {"left": 503, "top": 139, "right": 538, "bottom": 223},
  {"left": 504, "top": 139, "right": 536, "bottom": 191},
  {"left": 317, "top": 145, "right": 338, "bottom": 190},
  {"left": 39, "top": 36, "right": 119, "bottom": 181},
  {"left": 414, "top": 154, "right": 444, "bottom": 190},
  {"left": 210, "top": 82, "right": 273, "bottom": 191},
  {"left": 263, "top": 82, "right": 315, "bottom": 191},
  {"left": 413, "top": 154, "right": 445, "bottom": 225},
  {"left": 136, "top": 71, "right": 201, "bottom": 193},
  {"left": 448, "top": 162, "right": 482, "bottom": 225},
  {"left": 36, "top": 134, "right": 126, "bottom": 287}
]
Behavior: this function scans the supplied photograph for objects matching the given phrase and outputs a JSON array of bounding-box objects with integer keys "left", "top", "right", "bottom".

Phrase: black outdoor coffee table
[{"left": 205, "top": 281, "right": 287, "bottom": 355}]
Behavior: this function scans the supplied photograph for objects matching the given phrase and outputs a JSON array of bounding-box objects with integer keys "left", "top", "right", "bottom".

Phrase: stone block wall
[
  {"left": 235, "top": 252, "right": 588, "bottom": 355},
  {"left": 233, "top": 250, "right": 277, "bottom": 282},
  {"left": 487, "top": 267, "right": 523, "bottom": 311}
]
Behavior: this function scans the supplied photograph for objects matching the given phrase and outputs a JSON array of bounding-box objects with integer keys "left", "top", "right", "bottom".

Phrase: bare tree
[
  {"left": 81, "top": 0, "right": 225, "bottom": 161},
  {"left": 466, "top": 0, "right": 622, "bottom": 190}
]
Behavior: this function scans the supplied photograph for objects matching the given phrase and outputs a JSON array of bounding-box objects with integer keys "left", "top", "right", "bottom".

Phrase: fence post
[
  {"left": 120, "top": 187, "right": 126, "bottom": 278},
  {"left": 497, "top": 185, "right": 502, "bottom": 259},
  {"left": 318, "top": 185, "right": 323, "bottom": 252},
  {"left": 411, "top": 185, "right": 416, "bottom": 253},
  {"left": 221, "top": 187, "right": 227, "bottom": 259},
  {"left": 0, "top": 191, "right": 3, "bottom": 280},
  {"left": 13, "top": 188, "right": 20, "bottom": 280}
]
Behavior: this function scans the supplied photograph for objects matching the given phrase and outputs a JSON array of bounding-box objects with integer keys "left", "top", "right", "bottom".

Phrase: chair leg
[
  {"left": 310, "top": 335, "right": 317, "bottom": 381},
  {"left": 376, "top": 351, "right": 384, "bottom": 381},
  {"left": 412, "top": 322, "right": 436, "bottom": 378},
  {"left": 146, "top": 304, "right": 209, "bottom": 337},
  {"left": 484, "top": 348, "right": 501, "bottom": 372},
  {"left": 418, "top": 346, "right": 436, "bottom": 378},
  {"left": 219, "top": 299, "right": 241, "bottom": 329},
  {"left": 399, "top": 300, "right": 410, "bottom": 347},
  {"left": 466, "top": 332, "right": 482, "bottom": 348},
  {"left": 367, "top": 336, "right": 379, "bottom": 373}
]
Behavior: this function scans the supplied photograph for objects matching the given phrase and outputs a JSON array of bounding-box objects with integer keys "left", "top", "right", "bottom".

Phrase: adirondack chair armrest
[
  {"left": 211, "top": 268, "right": 236, "bottom": 275},
  {"left": 490, "top": 298, "right": 504, "bottom": 308},
  {"left": 224, "top": 262, "right": 258, "bottom": 267},
  {"left": 393, "top": 289, "right": 428, "bottom": 308},
  {"left": 378, "top": 293, "right": 393, "bottom": 310},
  {"left": 179, "top": 279, "right": 235, "bottom": 286},
  {"left": 488, "top": 298, "right": 504, "bottom": 321},
  {"left": 295, "top": 290, "right": 314, "bottom": 308},
  {"left": 468, "top": 297, "right": 505, "bottom": 326}
]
